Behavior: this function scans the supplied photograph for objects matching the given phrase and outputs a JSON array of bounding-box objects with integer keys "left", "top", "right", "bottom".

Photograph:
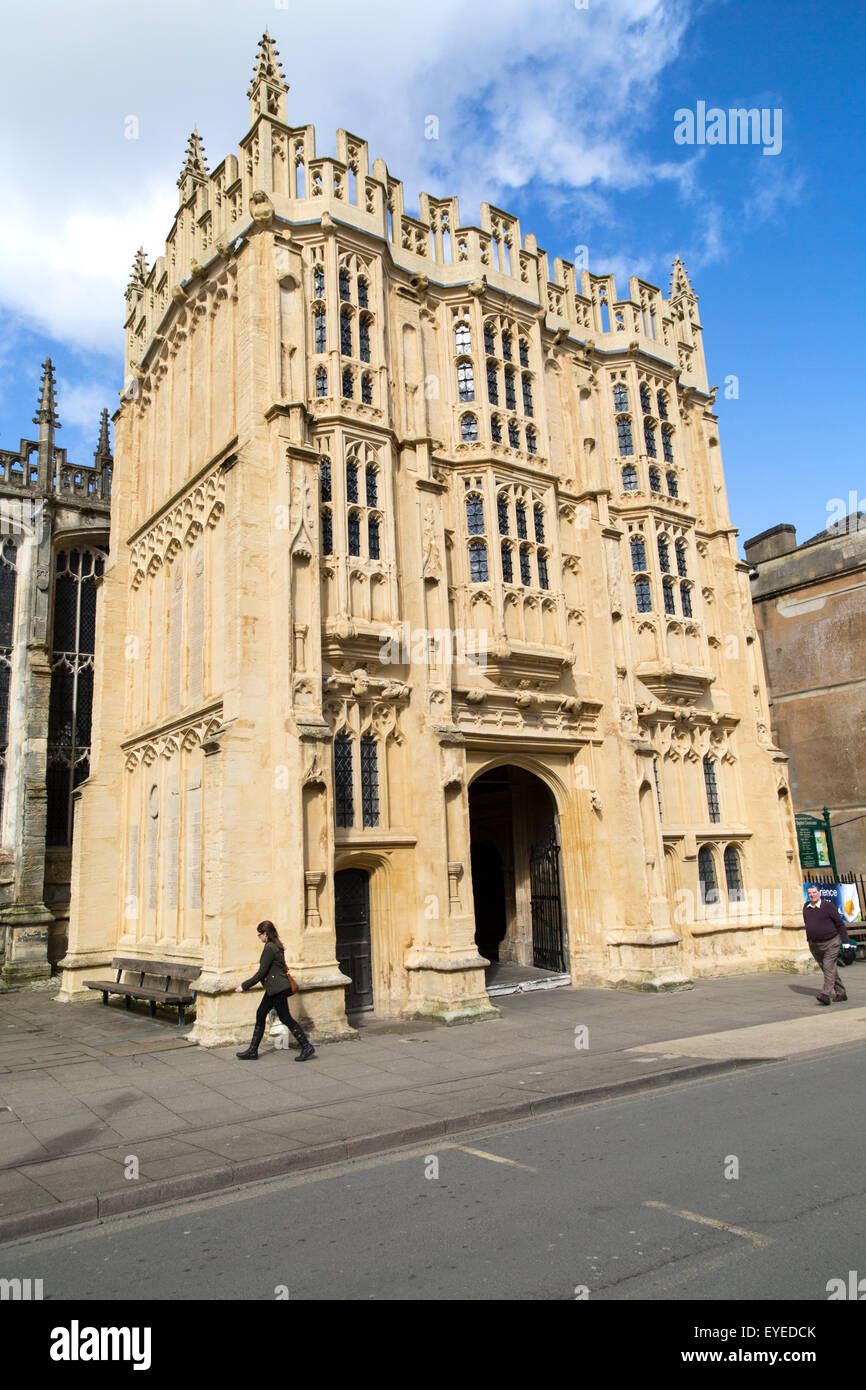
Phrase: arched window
[
  {"left": 334, "top": 733, "right": 354, "bottom": 828},
  {"left": 675, "top": 538, "right": 688, "bottom": 577},
  {"left": 522, "top": 374, "right": 534, "bottom": 416},
  {"left": 498, "top": 495, "right": 509, "bottom": 534},
  {"left": 348, "top": 512, "right": 361, "bottom": 556},
  {"left": 658, "top": 536, "right": 671, "bottom": 573},
  {"left": 622, "top": 464, "right": 638, "bottom": 491},
  {"left": 663, "top": 577, "right": 676, "bottom": 614},
  {"left": 537, "top": 551, "right": 549, "bottom": 589},
  {"left": 649, "top": 466, "right": 661, "bottom": 493},
  {"left": 519, "top": 545, "right": 532, "bottom": 586},
  {"left": 346, "top": 460, "right": 359, "bottom": 504},
  {"left": 457, "top": 360, "right": 475, "bottom": 403},
  {"left": 313, "top": 265, "right": 325, "bottom": 299},
  {"left": 491, "top": 415, "right": 502, "bottom": 444},
  {"left": 487, "top": 363, "right": 499, "bottom": 404},
  {"left": 724, "top": 845, "right": 743, "bottom": 902},
  {"left": 365, "top": 466, "right": 378, "bottom": 508},
  {"left": 630, "top": 536, "right": 647, "bottom": 571},
  {"left": 662, "top": 425, "right": 674, "bottom": 463},
  {"left": 468, "top": 540, "right": 488, "bottom": 582},
  {"left": 519, "top": 338, "right": 530, "bottom": 368},
  {"left": 342, "top": 368, "right": 354, "bottom": 398},
  {"left": 635, "top": 577, "right": 652, "bottom": 612},
  {"left": 466, "top": 494, "right": 485, "bottom": 534},
  {"left": 321, "top": 510, "right": 333, "bottom": 555},
  {"left": 461, "top": 413, "right": 478, "bottom": 443},
  {"left": 361, "top": 374, "right": 373, "bottom": 405},
  {"left": 368, "top": 516, "right": 380, "bottom": 559},
  {"left": 644, "top": 419, "right": 657, "bottom": 458},
  {"left": 502, "top": 331, "right": 512, "bottom": 361},
  {"left": 516, "top": 501, "right": 528, "bottom": 539},
  {"left": 504, "top": 368, "right": 516, "bottom": 411},
  {"left": 320, "top": 457, "right": 332, "bottom": 502},
  {"left": 657, "top": 391, "right": 668, "bottom": 420},
  {"left": 360, "top": 734, "right": 379, "bottom": 827},
  {"left": 508, "top": 420, "right": 520, "bottom": 448},
  {"left": 339, "top": 268, "right": 351, "bottom": 302},
  {"left": 340, "top": 309, "right": 353, "bottom": 357},
  {"left": 455, "top": 321, "right": 471, "bottom": 353},
  {"left": 639, "top": 383, "right": 652, "bottom": 414},
  {"left": 484, "top": 320, "right": 496, "bottom": 355},
  {"left": 613, "top": 384, "right": 629, "bottom": 412},
  {"left": 526, "top": 427, "right": 537, "bottom": 455},
  {"left": 533, "top": 503, "right": 545, "bottom": 542},
  {"left": 314, "top": 309, "right": 326, "bottom": 353},
  {"left": 501, "top": 543, "right": 513, "bottom": 583},
  {"left": 357, "top": 277, "right": 369, "bottom": 308},
  {"left": 315, "top": 366, "right": 328, "bottom": 397},
  {"left": 617, "top": 418, "right": 634, "bottom": 455},
  {"left": 698, "top": 845, "right": 718, "bottom": 904},
  {"left": 680, "top": 583, "right": 693, "bottom": 618},
  {"left": 666, "top": 470, "right": 678, "bottom": 498},
  {"left": 359, "top": 316, "right": 371, "bottom": 363},
  {"left": 703, "top": 755, "right": 721, "bottom": 823}
]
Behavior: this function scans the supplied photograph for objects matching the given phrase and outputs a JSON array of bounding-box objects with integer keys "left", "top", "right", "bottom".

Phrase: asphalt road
[{"left": 3, "top": 1046, "right": 863, "bottom": 1301}]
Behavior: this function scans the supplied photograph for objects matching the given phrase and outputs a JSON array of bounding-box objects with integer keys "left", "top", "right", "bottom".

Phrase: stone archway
[{"left": 468, "top": 764, "right": 568, "bottom": 979}]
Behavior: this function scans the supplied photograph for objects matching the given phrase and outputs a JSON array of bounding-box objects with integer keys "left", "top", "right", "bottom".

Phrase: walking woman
[{"left": 235, "top": 921, "right": 316, "bottom": 1061}]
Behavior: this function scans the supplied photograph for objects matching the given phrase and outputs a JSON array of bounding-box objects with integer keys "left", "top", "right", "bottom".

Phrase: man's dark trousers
[{"left": 809, "top": 935, "right": 843, "bottom": 999}]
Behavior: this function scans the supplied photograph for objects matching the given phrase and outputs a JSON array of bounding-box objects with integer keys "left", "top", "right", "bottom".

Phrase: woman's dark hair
[{"left": 256, "top": 920, "right": 284, "bottom": 950}]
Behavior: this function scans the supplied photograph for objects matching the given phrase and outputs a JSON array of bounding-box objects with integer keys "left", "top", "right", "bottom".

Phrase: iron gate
[{"left": 530, "top": 824, "right": 566, "bottom": 972}]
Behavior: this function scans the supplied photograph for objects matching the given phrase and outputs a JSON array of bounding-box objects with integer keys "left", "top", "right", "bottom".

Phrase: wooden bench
[{"left": 84, "top": 957, "right": 201, "bottom": 1026}]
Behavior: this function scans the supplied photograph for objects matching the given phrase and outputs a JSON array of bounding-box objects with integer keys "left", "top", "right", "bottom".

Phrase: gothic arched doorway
[
  {"left": 334, "top": 867, "right": 373, "bottom": 1014},
  {"left": 468, "top": 765, "right": 567, "bottom": 978}
]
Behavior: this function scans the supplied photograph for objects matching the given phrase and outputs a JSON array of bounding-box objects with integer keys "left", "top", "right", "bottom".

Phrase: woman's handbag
[{"left": 287, "top": 971, "right": 300, "bottom": 995}]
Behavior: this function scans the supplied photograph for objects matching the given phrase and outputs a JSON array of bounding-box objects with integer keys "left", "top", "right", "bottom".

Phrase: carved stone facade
[
  {"left": 58, "top": 35, "right": 806, "bottom": 1042},
  {"left": 0, "top": 363, "right": 112, "bottom": 983}
]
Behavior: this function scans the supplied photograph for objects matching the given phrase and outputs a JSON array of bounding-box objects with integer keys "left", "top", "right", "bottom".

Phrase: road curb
[{"left": 0, "top": 1055, "right": 771, "bottom": 1244}]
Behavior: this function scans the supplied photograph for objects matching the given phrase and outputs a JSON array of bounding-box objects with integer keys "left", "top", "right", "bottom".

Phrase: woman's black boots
[
  {"left": 288, "top": 1016, "right": 316, "bottom": 1062},
  {"left": 236, "top": 1023, "right": 265, "bottom": 1061}
]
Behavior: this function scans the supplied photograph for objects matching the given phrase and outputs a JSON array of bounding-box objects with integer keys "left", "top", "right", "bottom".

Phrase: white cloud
[{"left": 1, "top": 0, "right": 697, "bottom": 355}]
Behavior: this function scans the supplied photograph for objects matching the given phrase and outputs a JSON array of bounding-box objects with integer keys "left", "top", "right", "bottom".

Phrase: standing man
[{"left": 803, "top": 885, "right": 851, "bottom": 1005}]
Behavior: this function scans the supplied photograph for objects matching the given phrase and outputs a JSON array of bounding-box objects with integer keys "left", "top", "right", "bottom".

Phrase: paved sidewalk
[{"left": 1, "top": 969, "right": 863, "bottom": 1242}]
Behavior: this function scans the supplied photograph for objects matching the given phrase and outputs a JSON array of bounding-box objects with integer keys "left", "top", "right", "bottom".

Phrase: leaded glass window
[
  {"left": 458, "top": 360, "right": 475, "bottom": 403},
  {"left": 630, "top": 536, "right": 647, "bottom": 572},
  {"left": 348, "top": 512, "right": 361, "bottom": 556},
  {"left": 508, "top": 420, "right": 520, "bottom": 448},
  {"left": 357, "top": 277, "right": 369, "bottom": 308},
  {"left": 502, "top": 331, "right": 512, "bottom": 361},
  {"left": 533, "top": 504, "right": 545, "bottom": 544},
  {"left": 526, "top": 428, "right": 537, "bottom": 455},
  {"left": 469, "top": 540, "right": 488, "bottom": 582},
  {"left": 522, "top": 374, "right": 534, "bottom": 416},
  {"left": 501, "top": 543, "right": 513, "bottom": 583},
  {"left": 676, "top": 539, "right": 688, "bottom": 577},
  {"left": 368, "top": 517, "right": 380, "bottom": 560},
  {"left": 497, "top": 495, "right": 509, "bottom": 534},
  {"left": 340, "top": 309, "right": 353, "bottom": 356},
  {"left": 334, "top": 734, "right": 354, "bottom": 827},
  {"left": 662, "top": 426, "right": 674, "bottom": 463},
  {"left": 339, "top": 268, "right": 351, "bottom": 302},
  {"left": 342, "top": 368, "right": 354, "bottom": 398},
  {"left": 504, "top": 369, "right": 516, "bottom": 411},
  {"left": 461, "top": 414, "right": 478, "bottom": 443},
  {"left": 613, "top": 384, "right": 629, "bottom": 412},
  {"left": 657, "top": 391, "right": 668, "bottom": 420},
  {"left": 519, "top": 338, "right": 530, "bottom": 368},
  {"left": 46, "top": 547, "right": 106, "bottom": 845},
  {"left": 455, "top": 322, "right": 471, "bottom": 353},
  {"left": 658, "top": 536, "right": 671, "bottom": 573},
  {"left": 346, "top": 461, "right": 359, "bottom": 503},
  {"left": 359, "top": 317, "right": 371, "bottom": 363},
  {"left": 491, "top": 415, "right": 502, "bottom": 443},
  {"left": 321, "top": 509, "right": 333, "bottom": 554},
  {"left": 703, "top": 755, "right": 720, "bottom": 823},
  {"left": 361, "top": 734, "right": 379, "bottom": 827},
  {"left": 663, "top": 578, "right": 676, "bottom": 614},
  {"left": 315, "top": 366, "right": 328, "bottom": 397},
  {"left": 635, "top": 577, "right": 652, "bottom": 612},
  {"left": 519, "top": 546, "right": 531, "bottom": 586},
  {"left": 666, "top": 470, "right": 678, "bottom": 498},
  {"left": 314, "top": 310, "right": 326, "bottom": 353},
  {"left": 365, "top": 466, "right": 378, "bottom": 508},
  {"left": 484, "top": 322, "right": 496, "bottom": 355},
  {"left": 680, "top": 583, "right": 693, "bottom": 618},
  {"left": 644, "top": 419, "right": 657, "bottom": 458},
  {"left": 313, "top": 265, "right": 325, "bottom": 299},
  {"left": 617, "top": 418, "right": 634, "bottom": 455},
  {"left": 622, "top": 464, "right": 638, "bottom": 491},
  {"left": 724, "top": 845, "right": 743, "bottom": 901},
  {"left": 487, "top": 363, "right": 499, "bottom": 404},
  {"left": 320, "top": 457, "right": 332, "bottom": 502},
  {"left": 466, "top": 494, "right": 485, "bottom": 535},
  {"left": 649, "top": 466, "right": 661, "bottom": 493},
  {"left": 640, "top": 383, "right": 652, "bottom": 414},
  {"left": 361, "top": 374, "right": 373, "bottom": 404},
  {"left": 537, "top": 551, "right": 549, "bottom": 589},
  {"left": 516, "top": 502, "right": 527, "bottom": 539},
  {"left": 698, "top": 846, "right": 718, "bottom": 904}
]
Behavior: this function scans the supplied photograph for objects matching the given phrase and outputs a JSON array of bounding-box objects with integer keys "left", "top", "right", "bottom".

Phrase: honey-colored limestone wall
[{"left": 58, "top": 36, "right": 807, "bottom": 1043}]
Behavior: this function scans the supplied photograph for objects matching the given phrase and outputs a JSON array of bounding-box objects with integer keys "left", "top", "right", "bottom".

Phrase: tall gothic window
[
  {"left": 519, "top": 338, "right": 530, "bottom": 368},
  {"left": 501, "top": 542, "right": 513, "bottom": 583},
  {"left": 334, "top": 734, "right": 354, "bottom": 827},
  {"left": 359, "top": 317, "right": 371, "bottom": 363},
  {"left": 361, "top": 374, "right": 373, "bottom": 404},
  {"left": 368, "top": 517, "right": 380, "bottom": 559},
  {"left": 502, "top": 331, "right": 512, "bottom": 361},
  {"left": 46, "top": 547, "right": 106, "bottom": 845},
  {"left": 315, "top": 366, "right": 328, "bottom": 397},
  {"left": 468, "top": 540, "right": 488, "bottom": 582},
  {"left": 639, "top": 383, "right": 652, "bottom": 414},
  {"left": 644, "top": 419, "right": 657, "bottom": 458},
  {"left": 613, "top": 384, "right": 629, "bottom": 412},
  {"left": 340, "top": 309, "right": 353, "bottom": 357},
  {"left": 348, "top": 512, "right": 361, "bottom": 556},
  {"left": 491, "top": 415, "right": 502, "bottom": 444},
  {"left": 635, "top": 577, "right": 652, "bottom": 612},
  {"left": 653, "top": 757, "right": 663, "bottom": 820},
  {"left": 666, "top": 470, "right": 679, "bottom": 498},
  {"left": 0, "top": 542, "right": 18, "bottom": 823},
  {"left": 466, "top": 494, "right": 485, "bottom": 534},
  {"left": 617, "top": 418, "right": 634, "bottom": 455},
  {"left": 508, "top": 420, "right": 520, "bottom": 448},
  {"left": 339, "top": 268, "right": 351, "bottom": 302},
  {"left": 313, "top": 264, "right": 325, "bottom": 299},
  {"left": 630, "top": 536, "right": 647, "bottom": 571},
  {"left": 342, "top": 368, "right": 354, "bottom": 398},
  {"left": 658, "top": 536, "right": 671, "bottom": 573},
  {"left": 455, "top": 322, "right": 471, "bottom": 353},
  {"left": 680, "top": 583, "right": 693, "bottom": 617},
  {"left": 320, "top": 457, "right": 332, "bottom": 501},
  {"left": 533, "top": 503, "right": 545, "bottom": 543},
  {"left": 657, "top": 391, "right": 668, "bottom": 420},
  {"left": 519, "top": 546, "right": 532, "bottom": 586},
  {"left": 461, "top": 414, "right": 478, "bottom": 443},
  {"left": 698, "top": 845, "right": 718, "bottom": 904},
  {"left": 458, "top": 360, "right": 475, "bottom": 403},
  {"left": 484, "top": 321, "right": 496, "bottom": 355},
  {"left": 522, "top": 374, "right": 534, "bottom": 416},
  {"left": 487, "top": 363, "right": 499, "bottom": 404},
  {"left": 498, "top": 495, "right": 509, "bottom": 534},
  {"left": 676, "top": 538, "right": 688, "bottom": 577},
  {"left": 357, "top": 277, "right": 369, "bottom": 308},
  {"left": 663, "top": 577, "right": 676, "bottom": 614},
  {"left": 346, "top": 460, "right": 359, "bottom": 503},
  {"left": 360, "top": 734, "right": 380, "bottom": 828},
  {"left": 365, "top": 465, "right": 378, "bottom": 508},
  {"left": 649, "top": 466, "right": 661, "bottom": 493},
  {"left": 526, "top": 427, "right": 537, "bottom": 455},
  {"left": 622, "top": 464, "right": 638, "bottom": 491},
  {"left": 314, "top": 310, "right": 326, "bottom": 353},
  {"left": 724, "top": 845, "right": 743, "bottom": 901},
  {"left": 321, "top": 510, "right": 333, "bottom": 554},
  {"left": 504, "top": 369, "right": 516, "bottom": 411},
  {"left": 662, "top": 425, "right": 674, "bottom": 463},
  {"left": 703, "top": 755, "right": 721, "bottom": 823},
  {"left": 537, "top": 551, "right": 549, "bottom": 589},
  {"left": 516, "top": 501, "right": 528, "bottom": 539}
]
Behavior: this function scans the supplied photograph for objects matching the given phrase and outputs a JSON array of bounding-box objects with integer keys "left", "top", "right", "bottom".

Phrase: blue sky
[{"left": 1, "top": 0, "right": 863, "bottom": 550}]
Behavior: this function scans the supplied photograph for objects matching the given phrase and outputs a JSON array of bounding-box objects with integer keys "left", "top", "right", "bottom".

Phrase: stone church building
[{"left": 58, "top": 35, "right": 806, "bottom": 1043}]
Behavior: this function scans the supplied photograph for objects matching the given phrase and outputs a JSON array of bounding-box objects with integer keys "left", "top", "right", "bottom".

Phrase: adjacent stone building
[
  {"left": 57, "top": 34, "right": 806, "bottom": 1043},
  {"left": 0, "top": 364, "right": 112, "bottom": 983},
  {"left": 744, "top": 517, "right": 866, "bottom": 867}
]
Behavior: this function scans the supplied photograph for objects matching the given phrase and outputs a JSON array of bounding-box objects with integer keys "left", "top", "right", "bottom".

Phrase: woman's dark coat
[{"left": 241, "top": 944, "right": 291, "bottom": 996}]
